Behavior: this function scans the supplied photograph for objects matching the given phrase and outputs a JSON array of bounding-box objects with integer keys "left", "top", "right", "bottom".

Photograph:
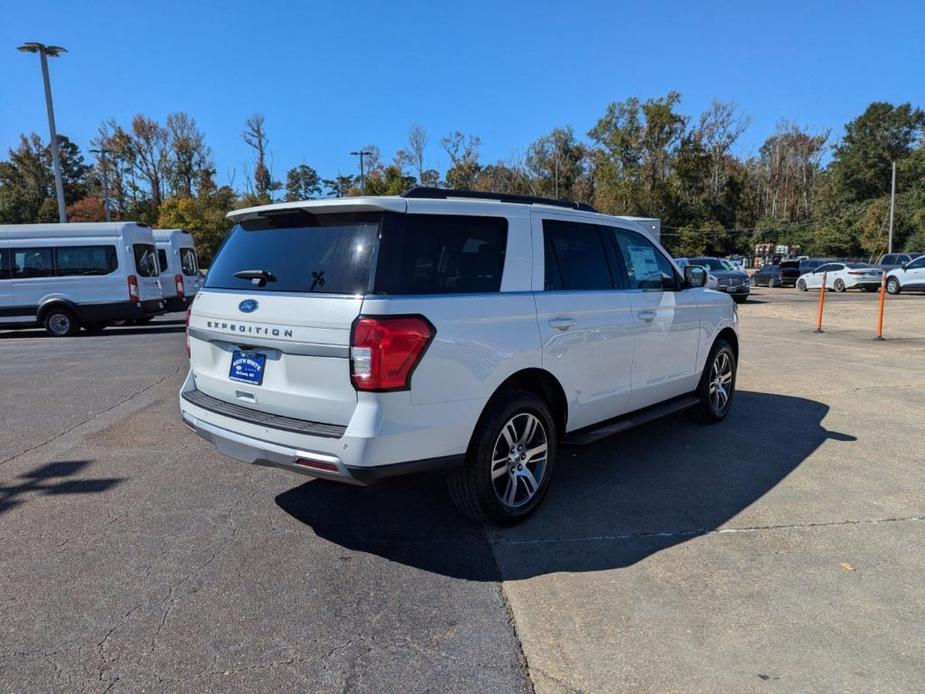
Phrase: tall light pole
[
  {"left": 18, "top": 42, "right": 68, "bottom": 223},
  {"left": 887, "top": 161, "right": 896, "bottom": 254},
  {"left": 350, "top": 150, "right": 371, "bottom": 194},
  {"left": 90, "top": 147, "right": 112, "bottom": 222}
]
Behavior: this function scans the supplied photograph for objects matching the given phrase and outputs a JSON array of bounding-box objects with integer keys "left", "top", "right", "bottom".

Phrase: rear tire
[
  {"left": 797, "top": 279, "right": 808, "bottom": 292},
  {"left": 768, "top": 278, "right": 778, "bottom": 288},
  {"left": 886, "top": 277, "right": 901, "bottom": 295},
  {"left": 43, "top": 308, "right": 80, "bottom": 337},
  {"left": 447, "top": 390, "right": 557, "bottom": 525},
  {"left": 691, "top": 340, "right": 737, "bottom": 424},
  {"left": 834, "top": 278, "right": 846, "bottom": 292}
]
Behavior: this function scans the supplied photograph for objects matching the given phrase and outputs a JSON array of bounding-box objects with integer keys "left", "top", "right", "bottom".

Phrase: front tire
[
  {"left": 797, "top": 279, "right": 808, "bottom": 292},
  {"left": 448, "top": 390, "right": 557, "bottom": 525},
  {"left": 886, "top": 277, "right": 901, "bottom": 295},
  {"left": 691, "top": 340, "right": 737, "bottom": 423},
  {"left": 43, "top": 308, "right": 80, "bottom": 337}
]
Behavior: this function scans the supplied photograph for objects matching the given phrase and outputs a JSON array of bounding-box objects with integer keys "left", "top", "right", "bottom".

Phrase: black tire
[
  {"left": 733, "top": 295, "right": 747, "bottom": 304},
  {"left": 797, "top": 279, "right": 808, "bottom": 292},
  {"left": 690, "top": 339, "right": 737, "bottom": 424},
  {"left": 42, "top": 307, "right": 81, "bottom": 337},
  {"left": 886, "top": 277, "right": 901, "bottom": 295},
  {"left": 447, "top": 390, "right": 557, "bottom": 525},
  {"left": 834, "top": 278, "right": 846, "bottom": 292},
  {"left": 768, "top": 278, "right": 778, "bottom": 288},
  {"left": 83, "top": 322, "right": 108, "bottom": 333}
]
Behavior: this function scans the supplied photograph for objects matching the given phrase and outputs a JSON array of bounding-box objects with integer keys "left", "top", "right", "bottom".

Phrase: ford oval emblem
[{"left": 238, "top": 299, "right": 258, "bottom": 313}]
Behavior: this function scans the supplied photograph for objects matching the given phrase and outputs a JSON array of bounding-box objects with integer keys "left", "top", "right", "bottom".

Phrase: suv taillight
[
  {"left": 175, "top": 274, "right": 185, "bottom": 299},
  {"left": 128, "top": 275, "right": 140, "bottom": 303},
  {"left": 350, "top": 316, "right": 435, "bottom": 391}
]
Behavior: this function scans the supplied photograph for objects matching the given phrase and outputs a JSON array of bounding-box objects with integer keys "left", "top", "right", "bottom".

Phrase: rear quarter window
[
  {"left": 179, "top": 248, "right": 198, "bottom": 276},
  {"left": 55, "top": 245, "right": 118, "bottom": 276},
  {"left": 133, "top": 244, "right": 159, "bottom": 278},
  {"left": 374, "top": 214, "right": 507, "bottom": 295}
]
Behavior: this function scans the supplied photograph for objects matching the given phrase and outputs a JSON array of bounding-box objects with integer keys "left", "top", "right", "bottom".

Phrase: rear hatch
[
  {"left": 132, "top": 243, "right": 163, "bottom": 300},
  {"left": 779, "top": 261, "right": 801, "bottom": 279},
  {"left": 186, "top": 210, "right": 383, "bottom": 427}
]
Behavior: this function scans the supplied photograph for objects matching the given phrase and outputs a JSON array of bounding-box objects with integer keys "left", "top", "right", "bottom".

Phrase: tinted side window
[
  {"left": 543, "top": 220, "right": 613, "bottom": 291},
  {"left": 55, "top": 245, "right": 118, "bottom": 276},
  {"left": 374, "top": 214, "right": 507, "bottom": 295},
  {"left": 882, "top": 255, "right": 895, "bottom": 264},
  {"left": 157, "top": 249, "right": 169, "bottom": 274},
  {"left": 13, "top": 248, "right": 54, "bottom": 278},
  {"left": 180, "top": 248, "right": 198, "bottom": 276},
  {"left": 0, "top": 249, "right": 10, "bottom": 279},
  {"left": 132, "top": 244, "right": 159, "bottom": 278},
  {"left": 613, "top": 230, "right": 677, "bottom": 290},
  {"left": 907, "top": 257, "right": 925, "bottom": 269}
]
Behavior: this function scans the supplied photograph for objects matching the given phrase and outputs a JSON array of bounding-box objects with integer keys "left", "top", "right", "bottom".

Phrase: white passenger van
[
  {"left": 0, "top": 222, "right": 165, "bottom": 336},
  {"left": 154, "top": 228, "right": 202, "bottom": 312}
]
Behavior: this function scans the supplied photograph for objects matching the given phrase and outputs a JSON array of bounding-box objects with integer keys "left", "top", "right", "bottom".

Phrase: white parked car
[
  {"left": 0, "top": 222, "right": 165, "bottom": 336},
  {"left": 885, "top": 255, "right": 925, "bottom": 294},
  {"left": 796, "top": 262, "right": 883, "bottom": 292},
  {"left": 154, "top": 228, "right": 203, "bottom": 312},
  {"left": 179, "top": 189, "right": 740, "bottom": 524}
]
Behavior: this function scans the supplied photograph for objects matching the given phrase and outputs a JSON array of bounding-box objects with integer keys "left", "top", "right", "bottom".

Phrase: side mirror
[
  {"left": 685, "top": 265, "right": 707, "bottom": 288},
  {"left": 901, "top": 263, "right": 908, "bottom": 271}
]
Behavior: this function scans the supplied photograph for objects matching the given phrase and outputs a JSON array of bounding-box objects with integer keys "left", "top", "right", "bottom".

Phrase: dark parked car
[
  {"left": 778, "top": 260, "right": 804, "bottom": 287},
  {"left": 753, "top": 263, "right": 784, "bottom": 287},
  {"left": 877, "top": 252, "right": 925, "bottom": 272},
  {"left": 677, "top": 256, "right": 750, "bottom": 302}
]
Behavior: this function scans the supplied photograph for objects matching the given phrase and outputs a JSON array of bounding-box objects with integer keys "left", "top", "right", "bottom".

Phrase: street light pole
[
  {"left": 90, "top": 147, "right": 112, "bottom": 222},
  {"left": 887, "top": 161, "right": 896, "bottom": 255},
  {"left": 18, "top": 42, "right": 68, "bottom": 223},
  {"left": 350, "top": 150, "right": 371, "bottom": 194}
]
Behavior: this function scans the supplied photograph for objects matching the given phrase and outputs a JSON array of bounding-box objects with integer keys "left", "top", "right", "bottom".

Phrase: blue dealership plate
[{"left": 229, "top": 351, "right": 266, "bottom": 385}]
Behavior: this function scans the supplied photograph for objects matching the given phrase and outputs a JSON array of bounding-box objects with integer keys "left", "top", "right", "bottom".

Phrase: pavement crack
[{"left": 0, "top": 364, "right": 184, "bottom": 468}]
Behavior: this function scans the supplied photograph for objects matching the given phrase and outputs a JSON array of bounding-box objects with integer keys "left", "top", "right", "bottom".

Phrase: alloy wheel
[
  {"left": 490, "top": 412, "right": 548, "bottom": 509},
  {"left": 708, "top": 351, "right": 733, "bottom": 415}
]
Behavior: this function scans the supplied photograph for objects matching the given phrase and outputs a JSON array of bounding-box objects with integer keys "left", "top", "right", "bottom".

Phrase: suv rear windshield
[
  {"left": 206, "top": 212, "right": 380, "bottom": 294},
  {"left": 206, "top": 211, "right": 508, "bottom": 296}
]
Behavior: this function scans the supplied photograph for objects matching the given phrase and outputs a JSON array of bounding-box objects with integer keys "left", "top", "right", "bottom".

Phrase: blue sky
[{"left": 1, "top": 0, "right": 922, "bottom": 188}]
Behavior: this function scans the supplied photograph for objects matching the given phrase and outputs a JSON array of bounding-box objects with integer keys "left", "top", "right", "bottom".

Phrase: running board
[{"left": 563, "top": 394, "right": 700, "bottom": 446}]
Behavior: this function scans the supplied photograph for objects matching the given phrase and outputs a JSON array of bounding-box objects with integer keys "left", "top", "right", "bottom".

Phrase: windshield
[
  {"left": 689, "top": 258, "right": 727, "bottom": 271},
  {"left": 132, "top": 244, "right": 159, "bottom": 278},
  {"left": 205, "top": 212, "right": 380, "bottom": 294}
]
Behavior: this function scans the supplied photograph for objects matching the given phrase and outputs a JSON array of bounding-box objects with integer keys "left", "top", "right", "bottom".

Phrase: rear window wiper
[{"left": 234, "top": 269, "right": 277, "bottom": 287}]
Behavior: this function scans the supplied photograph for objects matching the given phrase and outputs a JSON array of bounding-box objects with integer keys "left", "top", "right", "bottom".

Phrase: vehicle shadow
[
  {"left": 275, "top": 391, "right": 853, "bottom": 580},
  {"left": 0, "top": 460, "right": 122, "bottom": 514},
  {"left": 0, "top": 324, "right": 185, "bottom": 339}
]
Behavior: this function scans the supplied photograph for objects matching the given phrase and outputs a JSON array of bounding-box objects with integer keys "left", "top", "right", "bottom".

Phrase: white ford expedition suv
[{"left": 180, "top": 188, "right": 739, "bottom": 524}]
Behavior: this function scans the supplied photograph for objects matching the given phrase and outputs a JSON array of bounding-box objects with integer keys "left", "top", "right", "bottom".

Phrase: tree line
[{"left": 1, "top": 94, "right": 923, "bottom": 265}]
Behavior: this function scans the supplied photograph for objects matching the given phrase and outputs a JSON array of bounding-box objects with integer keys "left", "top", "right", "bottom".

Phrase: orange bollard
[
  {"left": 815, "top": 271, "right": 827, "bottom": 333},
  {"left": 876, "top": 272, "right": 886, "bottom": 340}
]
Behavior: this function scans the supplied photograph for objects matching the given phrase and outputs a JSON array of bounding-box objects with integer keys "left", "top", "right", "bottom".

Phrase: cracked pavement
[{"left": 2, "top": 289, "right": 924, "bottom": 692}]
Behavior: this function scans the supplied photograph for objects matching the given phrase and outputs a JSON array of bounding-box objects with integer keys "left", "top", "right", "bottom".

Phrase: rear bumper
[{"left": 182, "top": 412, "right": 464, "bottom": 485}]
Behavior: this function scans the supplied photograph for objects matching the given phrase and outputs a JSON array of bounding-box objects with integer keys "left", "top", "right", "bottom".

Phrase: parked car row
[
  {"left": 0, "top": 223, "right": 201, "bottom": 336},
  {"left": 752, "top": 252, "right": 925, "bottom": 295}
]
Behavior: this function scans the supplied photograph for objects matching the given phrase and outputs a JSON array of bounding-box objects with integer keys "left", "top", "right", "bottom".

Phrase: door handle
[
  {"left": 637, "top": 310, "right": 657, "bottom": 322},
  {"left": 548, "top": 317, "right": 575, "bottom": 331}
]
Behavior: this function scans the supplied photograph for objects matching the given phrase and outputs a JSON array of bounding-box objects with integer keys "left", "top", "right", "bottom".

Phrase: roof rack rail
[{"left": 401, "top": 186, "right": 597, "bottom": 212}]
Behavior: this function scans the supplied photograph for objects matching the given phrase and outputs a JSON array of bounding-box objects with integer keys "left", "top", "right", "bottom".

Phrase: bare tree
[
  {"left": 242, "top": 114, "right": 273, "bottom": 199},
  {"left": 697, "top": 100, "right": 750, "bottom": 201},
  {"left": 407, "top": 125, "right": 427, "bottom": 183}
]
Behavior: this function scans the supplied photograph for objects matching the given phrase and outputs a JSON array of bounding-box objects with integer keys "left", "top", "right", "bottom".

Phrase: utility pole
[
  {"left": 350, "top": 150, "right": 371, "bottom": 194},
  {"left": 90, "top": 147, "right": 112, "bottom": 222},
  {"left": 887, "top": 161, "right": 896, "bottom": 254},
  {"left": 18, "top": 42, "right": 68, "bottom": 223}
]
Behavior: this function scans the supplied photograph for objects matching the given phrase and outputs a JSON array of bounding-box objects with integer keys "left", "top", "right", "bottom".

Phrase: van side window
[
  {"left": 612, "top": 230, "right": 677, "bottom": 290},
  {"left": 374, "top": 214, "right": 507, "bottom": 294},
  {"left": 0, "top": 249, "right": 10, "bottom": 279},
  {"left": 158, "top": 249, "right": 169, "bottom": 275},
  {"left": 180, "top": 248, "right": 198, "bottom": 276},
  {"left": 132, "top": 244, "right": 159, "bottom": 278},
  {"left": 543, "top": 220, "right": 614, "bottom": 291},
  {"left": 13, "top": 248, "right": 54, "bottom": 279},
  {"left": 55, "top": 246, "right": 118, "bottom": 276}
]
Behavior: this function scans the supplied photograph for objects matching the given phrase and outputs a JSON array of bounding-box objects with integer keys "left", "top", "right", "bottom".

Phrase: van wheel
[
  {"left": 448, "top": 390, "right": 557, "bottom": 525},
  {"left": 43, "top": 308, "right": 80, "bottom": 337},
  {"left": 691, "top": 339, "right": 737, "bottom": 423}
]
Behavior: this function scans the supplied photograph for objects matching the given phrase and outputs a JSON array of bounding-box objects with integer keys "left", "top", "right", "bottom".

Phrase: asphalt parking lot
[{"left": 2, "top": 288, "right": 923, "bottom": 693}]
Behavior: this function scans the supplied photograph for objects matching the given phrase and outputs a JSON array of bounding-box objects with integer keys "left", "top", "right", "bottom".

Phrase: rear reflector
[
  {"left": 294, "top": 458, "right": 339, "bottom": 473},
  {"left": 175, "top": 274, "right": 185, "bottom": 299},
  {"left": 350, "top": 315, "right": 435, "bottom": 391}
]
